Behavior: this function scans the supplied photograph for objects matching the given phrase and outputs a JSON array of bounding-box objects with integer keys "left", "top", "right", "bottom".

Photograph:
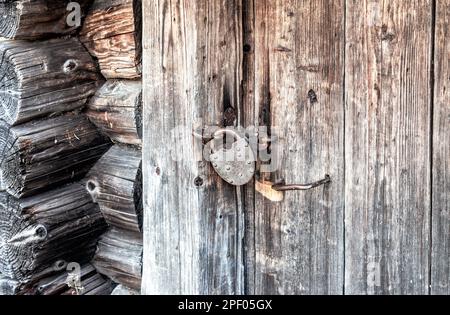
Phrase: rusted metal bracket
[{"left": 272, "top": 175, "right": 331, "bottom": 191}]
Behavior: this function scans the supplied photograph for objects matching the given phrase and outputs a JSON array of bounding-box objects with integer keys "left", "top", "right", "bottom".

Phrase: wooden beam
[
  {"left": 80, "top": 0, "right": 142, "bottom": 79},
  {"left": 86, "top": 145, "right": 142, "bottom": 233},
  {"left": 431, "top": 0, "right": 450, "bottom": 295},
  {"left": 0, "top": 38, "right": 102, "bottom": 126},
  {"left": 0, "top": 184, "right": 107, "bottom": 282},
  {"left": 0, "top": 115, "right": 111, "bottom": 198},
  {"left": 142, "top": 0, "right": 245, "bottom": 294},
  {"left": 92, "top": 227, "right": 142, "bottom": 291},
  {"left": 249, "top": 0, "right": 345, "bottom": 294},
  {"left": 345, "top": 0, "right": 432, "bottom": 294},
  {"left": 0, "top": 0, "right": 93, "bottom": 39},
  {"left": 86, "top": 81, "right": 142, "bottom": 146}
]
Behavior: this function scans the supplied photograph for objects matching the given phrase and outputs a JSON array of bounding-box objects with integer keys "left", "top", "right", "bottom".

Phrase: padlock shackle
[{"left": 212, "top": 128, "right": 241, "bottom": 141}]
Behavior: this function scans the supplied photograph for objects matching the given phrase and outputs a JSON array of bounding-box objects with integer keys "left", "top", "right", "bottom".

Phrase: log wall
[
  {"left": 0, "top": 0, "right": 112, "bottom": 295},
  {"left": 80, "top": 0, "right": 143, "bottom": 295}
]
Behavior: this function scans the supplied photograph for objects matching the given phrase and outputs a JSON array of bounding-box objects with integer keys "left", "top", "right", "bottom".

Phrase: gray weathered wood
[
  {"left": 0, "top": 275, "right": 20, "bottom": 295},
  {"left": 0, "top": 0, "right": 93, "bottom": 39},
  {"left": 0, "top": 115, "right": 111, "bottom": 197},
  {"left": 86, "top": 80, "right": 142, "bottom": 146},
  {"left": 142, "top": 0, "right": 245, "bottom": 294},
  {"left": 0, "top": 38, "right": 102, "bottom": 126},
  {"left": 92, "top": 227, "right": 142, "bottom": 291},
  {"left": 431, "top": 0, "right": 450, "bottom": 295},
  {"left": 248, "top": 0, "right": 345, "bottom": 295},
  {"left": 0, "top": 184, "right": 107, "bottom": 282},
  {"left": 80, "top": 0, "right": 142, "bottom": 79},
  {"left": 86, "top": 145, "right": 142, "bottom": 233},
  {"left": 345, "top": 0, "right": 432, "bottom": 294}
]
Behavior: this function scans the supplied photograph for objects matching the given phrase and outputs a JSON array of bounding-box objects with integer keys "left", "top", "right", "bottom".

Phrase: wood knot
[
  {"left": 308, "top": 89, "right": 318, "bottom": 104},
  {"left": 63, "top": 59, "right": 79, "bottom": 73},
  {"left": 86, "top": 179, "right": 100, "bottom": 202},
  {"left": 381, "top": 24, "right": 395, "bottom": 42},
  {"left": 223, "top": 107, "right": 236, "bottom": 126},
  {"left": 194, "top": 176, "right": 204, "bottom": 187}
]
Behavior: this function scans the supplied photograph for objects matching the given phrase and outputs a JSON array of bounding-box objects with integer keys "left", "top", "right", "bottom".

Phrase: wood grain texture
[
  {"left": 0, "top": 38, "right": 102, "bottom": 126},
  {"left": 86, "top": 80, "right": 142, "bottom": 146},
  {"left": 0, "top": 0, "right": 93, "bottom": 40},
  {"left": 247, "top": 0, "right": 345, "bottom": 295},
  {"left": 0, "top": 184, "right": 107, "bottom": 282},
  {"left": 80, "top": 0, "right": 142, "bottom": 79},
  {"left": 345, "top": 0, "right": 432, "bottom": 294},
  {"left": 92, "top": 227, "right": 142, "bottom": 291},
  {"left": 431, "top": 0, "right": 450, "bottom": 295},
  {"left": 86, "top": 145, "right": 142, "bottom": 234},
  {"left": 0, "top": 115, "right": 111, "bottom": 197},
  {"left": 142, "top": 0, "right": 245, "bottom": 294}
]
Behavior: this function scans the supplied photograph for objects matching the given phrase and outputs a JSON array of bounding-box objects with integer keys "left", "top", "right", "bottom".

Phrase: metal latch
[{"left": 195, "top": 127, "right": 331, "bottom": 193}]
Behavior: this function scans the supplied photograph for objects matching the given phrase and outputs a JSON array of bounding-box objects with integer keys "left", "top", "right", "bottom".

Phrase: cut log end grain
[
  {"left": 0, "top": 0, "right": 94, "bottom": 40},
  {"left": 0, "top": 184, "right": 108, "bottom": 282},
  {"left": 86, "top": 80, "right": 142, "bottom": 145},
  {"left": 0, "top": 38, "right": 103, "bottom": 126},
  {"left": 92, "top": 227, "right": 142, "bottom": 291},
  {"left": 79, "top": 0, "right": 142, "bottom": 79},
  {"left": 0, "top": 115, "right": 111, "bottom": 198},
  {"left": 86, "top": 145, "right": 142, "bottom": 233}
]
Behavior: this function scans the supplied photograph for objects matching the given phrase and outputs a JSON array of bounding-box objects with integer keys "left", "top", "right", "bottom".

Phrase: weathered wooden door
[{"left": 142, "top": 0, "right": 449, "bottom": 295}]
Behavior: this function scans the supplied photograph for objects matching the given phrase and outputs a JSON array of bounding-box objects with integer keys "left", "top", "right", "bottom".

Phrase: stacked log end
[
  {"left": 0, "top": 0, "right": 93, "bottom": 40},
  {"left": 0, "top": 1, "right": 114, "bottom": 296},
  {"left": 80, "top": 0, "right": 142, "bottom": 79},
  {"left": 0, "top": 38, "right": 103, "bottom": 126},
  {"left": 92, "top": 228, "right": 142, "bottom": 291},
  {"left": 87, "top": 80, "right": 142, "bottom": 146},
  {"left": 86, "top": 145, "right": 143, "bottom": 291},
  {"left": 77, "top": 0, "right": 143, "bottom": 294},
  {"left": 0, "top": 115, "right": 111, "bottom": 198},
  {"left": 86, "top": 145, "right": 142, "bottom": 233},
  {"left": 0, "top": 184, "right": 107, "bottom": 282}
]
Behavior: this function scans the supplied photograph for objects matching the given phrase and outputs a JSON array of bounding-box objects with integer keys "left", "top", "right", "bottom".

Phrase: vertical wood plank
[
  {"left": 431, "top": 0, "right": 450, "bottom": 295},
  {"left": 250, "top": 0, "right": 345, "bottom": 294},
  {"left": 142, "top": 0, "right": 244, "bottom": 294},
  {"left": 345, "top": 0, "right": 432, "bottom": 294}
]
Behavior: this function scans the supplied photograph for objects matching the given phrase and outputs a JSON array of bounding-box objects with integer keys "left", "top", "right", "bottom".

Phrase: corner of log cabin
[{"left": 0, "top": 0, "right": 448, "bottom": 298}]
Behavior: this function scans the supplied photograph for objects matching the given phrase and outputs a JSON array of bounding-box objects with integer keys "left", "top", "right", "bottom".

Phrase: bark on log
[
  {"left": 111, "top": 284, "right": 139, "bottom": 295},
  {"left": 79, "top": 0, "right": 142, "bottom": 79},
  {"left": 86, "top": 145, "right": 142, "bottom": 233},
  {"left": 86, "top": 80, "right": 142, "bottom": 145},
  {"left": 0, "top": 38, "right": 102, "bottom": 126},
  {"left": 0, "top": 115, "right": 111, "bottom": 198},
  {"left": 92, "top": 227, "right": 142, "bottom": 291},
  {"left": 0, "top": 0, "right": 93, "bottom": 40},
  {"left": 0, "top": 184, "right": 107, "bottom": 282}
]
